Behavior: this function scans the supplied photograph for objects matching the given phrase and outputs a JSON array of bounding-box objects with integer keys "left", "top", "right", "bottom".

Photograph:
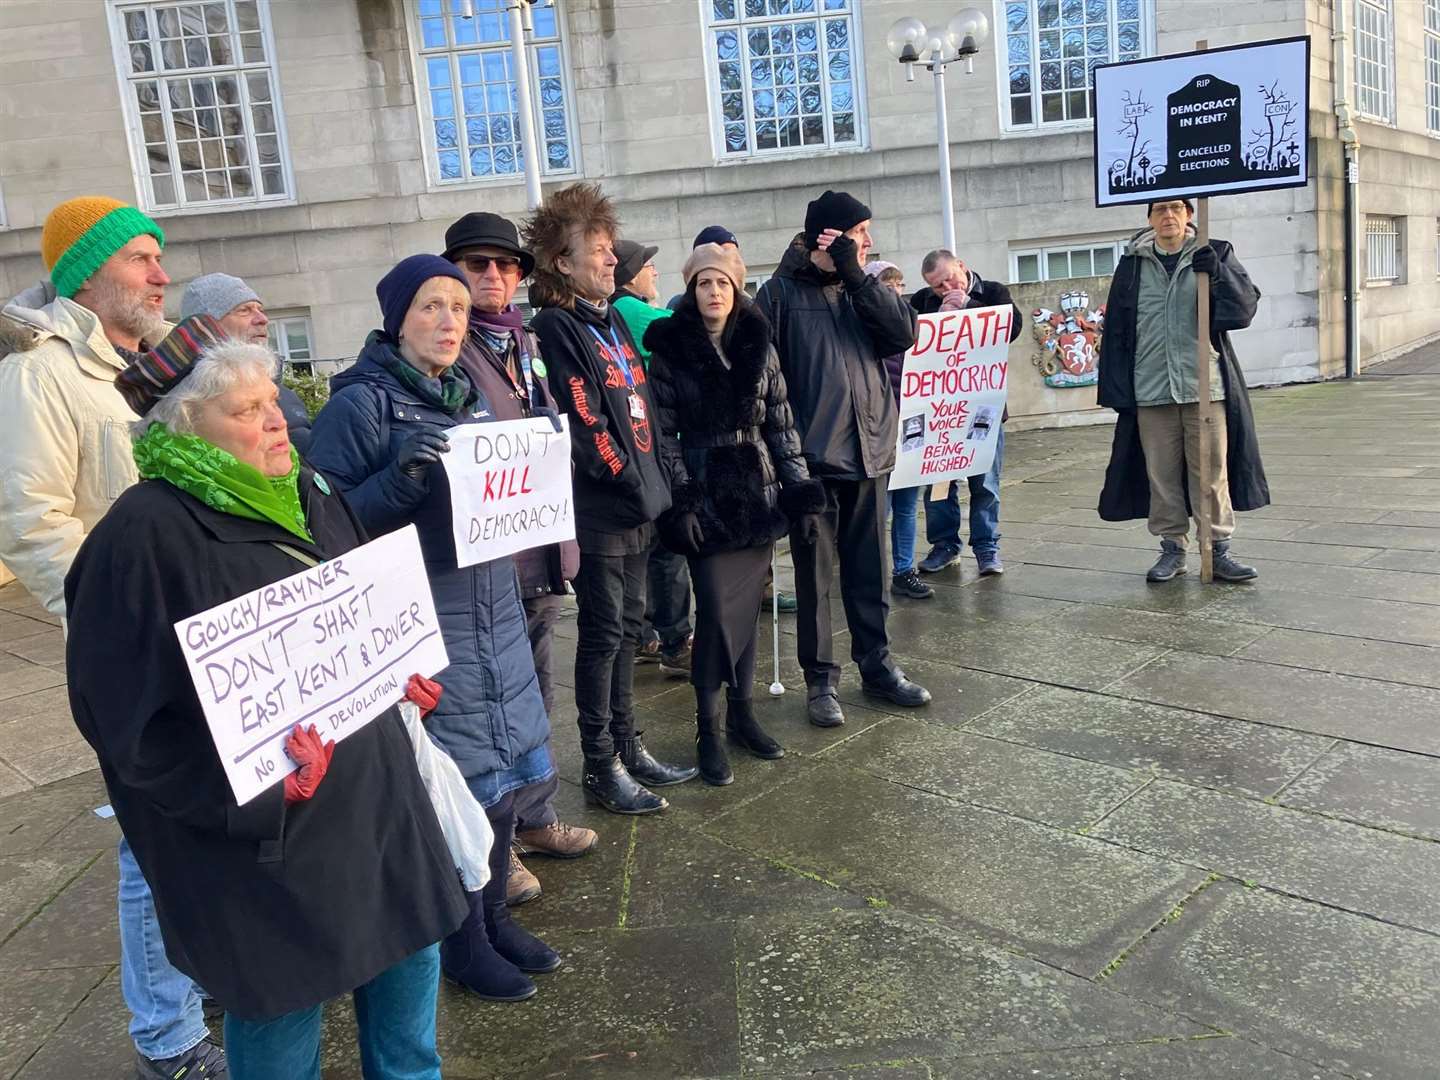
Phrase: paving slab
[
  {"left": 1277, "top": 742, "right": 1440, "bottom": 840},
  {"left": 1204, "top": 584, "right": 1440, "bottom": 647},
  {"left": 1108, "top": 882, "right": 1440, "bottom": 1080},
  {"left": 1236, "top": 627, "right": 1440, "bottom": 688},
  {"left": 321, "top": 924, "right": 742, "bottom": 1080},
  {"left": 0, "top": 853, "right": 119, "bottom": 972},
  {"left": 1360, "top": 547, "right": 1440, "bottom": 573},
  {"left": 1093, "top": 780, "right": 1440, "bottom": 933},
  {"left": 820, "top": 716, "right": 1147, "bottom": 830},
  {"left": 987, "top": 563, "right": 1227, "bottom": 616},
  {"left": 707, "top": 764, "right": 1207, "bottom": 975},
  {"left": 1283, "top": 521, "right": 1440, "bottom": 550},
  {"left": 734, "top": 910, "right": 1204, "bottom": 1074},
  {"left": 0, "top": 611, "right": 59, "bottom": 648},
  {"left": 1233, "top": 559, "right": 1440, "bottom": 605},
  {"left": 0, "top": 654, "right": 66, "bottom": 703},
  {"left": 0, "top": 771, "right": 111, "bottom": 858},
  {"left": 1108, "top": 650, "right": 1440, "bottom": 753},
  {"left": 1041, "top": 526, "right": 1382, "bottom": 567},
  {"left": 1, "top": 629, "right": 66, "bottom": 670},
  {"left": 0, "top": 849, "right": 103, "bottom": 944},
  {"left": 11, "top": 969, "right": 132, "bottom": 1080},
  {"left": 0, "top": 966, "right": 112, "bottom": 1080},
  {"left": 967, "top": 686, "right": 1331, "bottom": 799},
  {"left": 1045, "top": 604, "right": 1269, "bottom": 657},
  {"left": 934, "top": 1037, "right": 1349, "bottom": 1079}
]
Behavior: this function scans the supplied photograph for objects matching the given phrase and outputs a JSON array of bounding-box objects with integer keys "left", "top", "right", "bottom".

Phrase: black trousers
[
  {"left": 513, "top": 594, "right": 562, "bottom": 831},
  {"left": 789, "top": 475, "right": 895, "bottom": 690},
  {"left": 571, "top": 545, "right": 647, "bottom": 759}
]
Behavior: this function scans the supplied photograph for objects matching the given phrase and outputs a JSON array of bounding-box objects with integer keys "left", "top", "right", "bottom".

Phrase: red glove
[
  {"left": 282, "top": 724, "right": 335, "bottom": 804},
  {"left": 406, "top": 673, "right": 444, "bottom": 718}
]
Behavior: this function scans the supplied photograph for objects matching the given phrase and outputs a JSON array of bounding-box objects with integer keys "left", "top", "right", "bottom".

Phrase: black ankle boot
[
  {"left": 583, "top": 754, "right": 667, "bottom": 814},
  {"left": 616, "top": 732, "right": 699, "bottom": 787},
  {"left": 725, "top": 697, "right": 784, "bottom": 760},
  {"left": 696, "top": 711, "right": 733, "bottom": 786},
  {"left": 440, "top": 888, "right": 536, "bottom": 1001}
]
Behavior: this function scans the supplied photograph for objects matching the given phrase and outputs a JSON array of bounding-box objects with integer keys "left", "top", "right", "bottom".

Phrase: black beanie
[{"left": 803, "top": 190, "right": 871, "bottom": 247}]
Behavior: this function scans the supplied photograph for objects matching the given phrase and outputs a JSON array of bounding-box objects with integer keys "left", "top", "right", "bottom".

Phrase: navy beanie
[
  {"left": 377, "top": 254, "right": 470, "bottom": 342},
  {"left": 693, "top": 224, "right": 739, "bottom": 249},
  {"left": 803, "top": 190, "right": 871, "bottom": 247}
]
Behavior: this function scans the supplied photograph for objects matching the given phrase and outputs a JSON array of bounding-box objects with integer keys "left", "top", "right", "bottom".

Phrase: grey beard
[{"left": 81, "top": 275, "right": 169, "bottom": 347}]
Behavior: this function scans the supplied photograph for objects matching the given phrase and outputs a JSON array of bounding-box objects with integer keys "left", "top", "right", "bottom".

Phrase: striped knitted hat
[
  {"left": 115, "top": 314, "right": 224, "bottom": 417},
  {"left": 42, "top": 197, "right": 166, "bottom": 299}
]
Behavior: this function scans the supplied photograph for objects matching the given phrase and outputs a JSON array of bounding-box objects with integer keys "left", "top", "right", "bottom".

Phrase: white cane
[{"left": 768, "top": 547, "right": 785, "bottom": 697}]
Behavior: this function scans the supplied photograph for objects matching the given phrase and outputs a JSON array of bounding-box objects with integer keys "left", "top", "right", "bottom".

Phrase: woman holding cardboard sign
[
  {"left": 644, "top": 244, "right": 826, "bottom": 785},
  {"left": 65, "top": 316, "right": 468, "bottom": 1078},
  {"left": 308, "top": 254, "right": 560, "bottom": 1004}
]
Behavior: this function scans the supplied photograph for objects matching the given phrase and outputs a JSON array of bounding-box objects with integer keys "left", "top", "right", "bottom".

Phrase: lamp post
[
  {"left": 886, "top": 9, "right": 990, "bottom": 253},
  {"left": 456, "top": 0, "right": 544, "bottom": 209}
]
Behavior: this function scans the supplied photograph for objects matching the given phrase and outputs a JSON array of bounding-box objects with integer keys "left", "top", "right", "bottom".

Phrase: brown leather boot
[
  {"left": 514, "top": 821, "right": 599, "bottom": 859},
  {"left": 505, "top": 846, "right": 541, "bottom": 907}
]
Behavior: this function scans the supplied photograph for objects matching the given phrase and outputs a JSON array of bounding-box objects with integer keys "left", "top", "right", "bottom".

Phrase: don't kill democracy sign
[{"left": 1092, "top": 36, "right": 1310, "bottom": 207}]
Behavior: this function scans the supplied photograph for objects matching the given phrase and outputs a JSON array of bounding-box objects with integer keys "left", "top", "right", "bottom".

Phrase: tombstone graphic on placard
[{"left": 1165, "top": 74, "right": 1247, "bottom": 185}]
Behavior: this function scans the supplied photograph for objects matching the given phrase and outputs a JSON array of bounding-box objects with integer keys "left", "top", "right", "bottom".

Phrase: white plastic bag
[{"left": 399, "top": 701, "right": 493, "bottom": 891}]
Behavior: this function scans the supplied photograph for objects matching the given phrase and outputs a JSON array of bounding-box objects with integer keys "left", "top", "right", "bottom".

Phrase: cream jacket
[{"left": 0, "top": 283, "right": 161, "bottom": 616}]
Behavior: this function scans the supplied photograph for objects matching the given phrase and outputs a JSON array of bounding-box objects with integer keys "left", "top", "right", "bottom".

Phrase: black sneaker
[
  {"left": 891, "top": 569, "right": 934, "bottom": 599},
  {"left": 136, "top": 1036, "right": 229, "bottom": 1079},
  {"left": 917, "top": 542, "right": 962, "bottom": 573}
]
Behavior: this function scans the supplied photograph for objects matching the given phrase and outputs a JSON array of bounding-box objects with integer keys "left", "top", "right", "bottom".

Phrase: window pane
[
  {"left": 1046, "top": 251, "right": 1069, "bottom": 279},
  {"left": 1070, "top": 249, "right": 1092, "bottom": 276},
  {"left": 1093, "top": 247, "right": 1116, "bottom": 274},
  {"left": 1016, "top": 253, "right": 1040, "bottom": 282}
]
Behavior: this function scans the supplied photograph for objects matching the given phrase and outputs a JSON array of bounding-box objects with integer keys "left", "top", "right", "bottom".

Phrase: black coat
[
  {"left": 644, "top": 298, "right": 825, "bottom": 557},
  {"left": 63, "top": 470, "right": 466, "bottom": 1020},
  {"left": 278, "top": 382, "right": 314, "bottom": 458},
  {"left": 531, "top": 301, "right": 672, "bottom": 536},
  {"left": 756, "top": 235, "right": 916, "bottom": 480},
  {"left": 1096, "top": 236, "right": 1271, "bottom": 520}
]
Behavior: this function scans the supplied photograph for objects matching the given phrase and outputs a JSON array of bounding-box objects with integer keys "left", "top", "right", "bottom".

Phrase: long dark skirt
[{"left": 689, "top": 543, "right": 772, "bottom": 690}]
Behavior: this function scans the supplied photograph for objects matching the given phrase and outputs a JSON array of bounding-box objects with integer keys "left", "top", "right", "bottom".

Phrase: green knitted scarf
[{"left": 133, "top": 423, "right": 313, "bottom": 543}]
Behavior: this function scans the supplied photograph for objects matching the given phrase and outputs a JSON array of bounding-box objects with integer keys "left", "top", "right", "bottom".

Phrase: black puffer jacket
[
  {"left": 645, "top": 297, "right": 825, "bottom": 557},
  {"left": 756, "top": 235, "right": 916, "bottom": 479}
]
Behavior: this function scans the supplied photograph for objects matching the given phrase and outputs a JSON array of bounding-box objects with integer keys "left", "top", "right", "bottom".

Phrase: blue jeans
[
  {"left": 224, "top": 944, "right": 443, "bottom": 1080},
  {"left": 924, "top": 427, "right": 1004, "bottom": 555},
  {"left": 117, "top": 837, "right": 209, "bottom": 1060},
  {"left": 643, "top": 540, "right": 692, "bottom": 651},
  {"left": 889, "top": 486, "right": 921, "bottom": 574}
]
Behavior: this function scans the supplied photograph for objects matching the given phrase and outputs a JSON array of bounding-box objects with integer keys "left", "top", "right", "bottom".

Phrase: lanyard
[
  {"left": 512, "top": 329, "right": 537, "bottom": 407},
  {"left": 586, "top": 324, "right": 634, "bottom": 391}
]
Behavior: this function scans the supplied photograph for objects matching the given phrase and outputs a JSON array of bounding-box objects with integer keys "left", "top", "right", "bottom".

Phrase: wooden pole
[{"left": 1194, "top": 36, "right": 1214, "bottom": 583}]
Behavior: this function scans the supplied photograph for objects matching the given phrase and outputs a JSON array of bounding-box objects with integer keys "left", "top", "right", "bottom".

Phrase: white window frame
[
  {"left": 1364, "top": 215, "right": 1402, "bottom": 285},
  {"left": 1353, "top": 0, "right": 1395, "bottom": 124},
  {"left": 1425, "top": 0, "right": 1440, "bottom": 135},
  {"left": 0, "top": 182, "right": 7, "bottom": 230},
  {"left": 1010, "top": 237, "right": 1125, "bottom": 283},
  {"left": 996, "top": 0, "right": 1154, "bottom": 136},
  {"left": 105, "top": 0, "right": 296, "bottom": 216},
  {"left": 268, "top": 312, "right": 315, "bottom": 371},
  {"left": 700, "top": 0, "right": 869, "bottom": 164},
  {"left": 405, "top": 0, "right": 581, "bottom": 191}
]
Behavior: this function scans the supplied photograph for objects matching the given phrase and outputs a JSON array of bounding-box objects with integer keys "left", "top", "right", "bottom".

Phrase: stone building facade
[{"left": 0, "top": 0, "right": 1436, "bottom": 428}]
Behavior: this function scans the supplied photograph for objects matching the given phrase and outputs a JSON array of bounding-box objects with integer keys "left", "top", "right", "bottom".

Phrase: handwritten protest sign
[
  {"left": 889, "top": 305, "right": 1011, "bottom": 492},
  {"left": 174, "top": 525, "right": 448, "bottom": 805},
  {"left": 442, "top": 415, "right": 575, "bottom": 568}
]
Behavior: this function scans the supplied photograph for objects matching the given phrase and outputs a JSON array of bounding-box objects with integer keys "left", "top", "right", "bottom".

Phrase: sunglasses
[{"left": 462, "top": 255, "right": 523, "bottom": 274}]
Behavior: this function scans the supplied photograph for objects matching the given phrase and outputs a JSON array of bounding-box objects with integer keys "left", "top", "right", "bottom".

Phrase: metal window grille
[
  {"left": 706, "top": 0, "right": 862, "bottom": 157},
  {"left": 1365, "top": 216, "right": 1400, "bottom": 283},
  {"left": 113, "top": 0, "right": 291, "bottom": 210},
  {"left": 1354, "top": 0, "right": 1393, "bottom": 122},
  {"left": 1002, "top": 0, "right": 1147, "bottom": 129},
  {"left": 1426, "top": 0, "right": 1440, "bottom": 133},
  {"left": 1012, "top": 240, "right": 1123, "bottom": 283},
  {"left": 412, "top": 0, "right": 576, "bottom": 183}
]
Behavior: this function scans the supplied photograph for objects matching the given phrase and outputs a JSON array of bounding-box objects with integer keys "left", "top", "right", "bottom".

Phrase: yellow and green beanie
[{"left": 41, "top": 196, "right": 166, "bottom": 299}]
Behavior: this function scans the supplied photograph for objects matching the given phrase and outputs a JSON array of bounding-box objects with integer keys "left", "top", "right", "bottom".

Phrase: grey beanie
[{"left": 181, "top": 272, "right": 261, "bottom": 320}]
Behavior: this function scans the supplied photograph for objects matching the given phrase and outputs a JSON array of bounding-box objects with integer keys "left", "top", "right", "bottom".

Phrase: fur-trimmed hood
[
  {"left": 0, "top": 282, "right": 60, "bottom": 356},
  {"left": 643, "top": 297, "right": 772, "bottom": 431}
]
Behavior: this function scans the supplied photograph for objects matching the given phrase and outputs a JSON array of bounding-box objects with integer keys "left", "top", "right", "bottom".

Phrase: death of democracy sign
[
  {"left": 175, "top": 525, "right": 449, "bottom": 805},
  {"left": 1092, "top": 36, "right": 1310, "bottom": 207},
  {"left": 442, "top": 415, "right": 576, "bottom": 568},
  {"left": 889, "top": 305, "right": 1012, "bottom": 491}
]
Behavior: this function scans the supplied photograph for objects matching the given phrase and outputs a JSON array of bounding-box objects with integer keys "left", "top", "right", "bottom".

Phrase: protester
[
  {"left": 909, "top": 249, "right": 1023, "bottom": 578},
  {"left": 1097, "top": 199, "right": 1267, "bottom": 581},
  {"left": 645, "top": 244, "right": 824, "bottom": 784},
  {"left": 0, "top": 196, "right": 232, "bottom": 1079},
  {"left": 863, "top": 260, "right": 932, "bottom": 601},
  {"left": 66, "top": 321, "right": 467, "bottom": 1079},
  {"left": 756, "top": 191, "right": 929, "bottom": 727},
  {"left": 610, "top": 238, "right": 696, "bottom": 678},
  {"left": 180, "top": 272, "right": 313, "bottom": 454},
  {"left": 442, "top": 211, "right": 596, "bottom": 906},
  {"left": 307, "top": 255, "right": 560, "bottom": 1002},
  {"left": 526, "top": 183, "right": 698, "bottom": 813}
]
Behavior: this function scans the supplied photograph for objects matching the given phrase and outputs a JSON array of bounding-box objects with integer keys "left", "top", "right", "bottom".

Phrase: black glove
[
  {"left": 794, "top": 513, "right": 823, "bottom": 544},
  {"left": 675, "top": 511, "right": 705, "bottom": 555},
  {"left": 395, "top": 430, "right": 450, "bottom": 481},
  {"left": 1191, "top": 244, "right": 1218, "bottom": 276},
  {"left": 826, "top": 235, "right": 867, "bottom": 289}
]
